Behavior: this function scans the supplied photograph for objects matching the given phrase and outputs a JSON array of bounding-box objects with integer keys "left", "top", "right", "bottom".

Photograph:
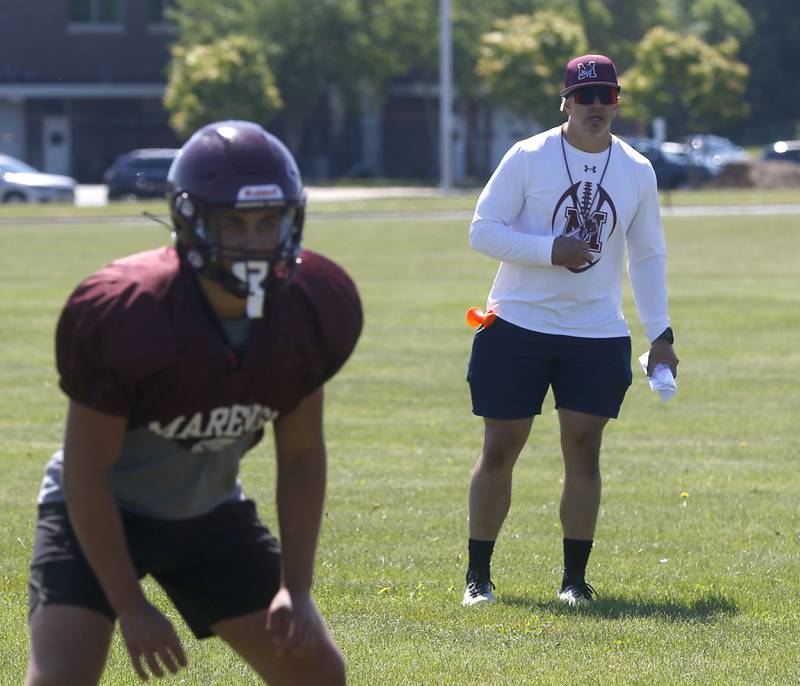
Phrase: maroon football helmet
[{"left": 167, "top": 121, "right": 306, "bottom": 317}]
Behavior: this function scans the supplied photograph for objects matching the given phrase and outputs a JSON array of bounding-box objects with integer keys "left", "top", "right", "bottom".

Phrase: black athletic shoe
[{"left": 558, "top": 581, "right": 596, "bottom": 607}]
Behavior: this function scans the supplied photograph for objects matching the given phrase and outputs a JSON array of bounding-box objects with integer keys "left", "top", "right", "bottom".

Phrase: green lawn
[
  {"left": 1, "top": 197, "right": 798, "bottom": 685},
  {"left": 0, "top": 185, "right": 798, "bottom": 220}
]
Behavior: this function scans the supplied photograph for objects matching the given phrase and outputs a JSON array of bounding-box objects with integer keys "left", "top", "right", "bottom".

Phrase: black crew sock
[
  {"left": 562, "top": 538, "right": 593, "bottom": 589},
  {"left": 467, "top": 538, "right": 495, "bottom": 582}
]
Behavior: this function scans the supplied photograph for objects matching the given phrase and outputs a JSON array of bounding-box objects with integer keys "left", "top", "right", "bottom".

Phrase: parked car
[
  {"left": 622, "top": 137, "right": 710, "bottom": 189},
  {"left": 762, "top": 140, "right": 800, "bottom": 164},
  {"left": 0, "top": 154, "right": 77, "bottom": 203},
  {"left": 104, "top": 148, "right": 180, "bottom": 200},
  {"left": 685, "top": 134, "right": 749, "bottom": 174}
]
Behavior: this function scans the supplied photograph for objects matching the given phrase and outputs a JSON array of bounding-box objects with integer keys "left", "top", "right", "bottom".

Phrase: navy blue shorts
[
  {"left": 467, "top": 318, "right": 632, "bottom": 419},
  {"left": 28, "top": 499, "right": 281, "bottom": 639}
]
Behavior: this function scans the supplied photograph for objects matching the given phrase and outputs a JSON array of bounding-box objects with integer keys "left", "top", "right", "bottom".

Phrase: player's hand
[
  {"left": 551, "top": 237, "right": 593, "bottom": 270},
  {"left": 118, "top": 601, "right": 187, "bottom": 680},
  {"left": 266, "top": 586, "right": 320, "bottom": 658},
  {"left": 648, "top": 339, "right": 679, "bottom": 378}
]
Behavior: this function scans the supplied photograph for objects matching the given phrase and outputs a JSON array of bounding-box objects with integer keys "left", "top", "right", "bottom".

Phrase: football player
[{"left": 26, "top": 121, "right": 361, "bottom": 685}]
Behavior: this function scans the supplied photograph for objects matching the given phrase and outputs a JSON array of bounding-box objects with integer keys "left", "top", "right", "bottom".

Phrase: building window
[
  {"left": 148, "top": 0, "right": 174, "bottom": 24},
  {"left": 147, "top": 0, "right": 176, "bottom": 33},
  {"left": 69, "top": 0, "right": 124, "bottom": 25}
]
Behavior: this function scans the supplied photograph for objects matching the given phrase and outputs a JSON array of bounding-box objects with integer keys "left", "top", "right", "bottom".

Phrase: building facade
[
  {"left": 0, "top": 0, "right": 178, "bottom": 181},
  {"left": 0, "top": 0, "right": 537, "bottom": 184}
]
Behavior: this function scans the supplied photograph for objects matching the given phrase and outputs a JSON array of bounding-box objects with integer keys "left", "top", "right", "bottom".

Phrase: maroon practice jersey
[
  {"left": 56, "top": 246, "right": 362, "bottom": 452},
  {"left": 40, "top": 246, "right": 361, "bottom": 517}
]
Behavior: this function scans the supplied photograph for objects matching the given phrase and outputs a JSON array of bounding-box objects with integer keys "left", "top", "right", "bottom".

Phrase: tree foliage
[
  {"left": 576, "top": 0, "right": 667, "bottom": 69},
  {"left": 163, "top": 34, "right": 282, "bottom": 140},
  {"left": 477, "top": 12, "right": 588, "bottom": 127},
  {"left": 169, "top": 0, "right": 439, "bottom": 146},
  {"left": 662, "top": 0, "right": 753, "bottom": 45},
  {"left": 163, "top": 0, "right": 792, "bottom": 156},
  {"left": 737, "top": 0, "right": 800, "bottom": 140},
  {"left": 622, "top": 27, "right": 749, "bottom": 137}
]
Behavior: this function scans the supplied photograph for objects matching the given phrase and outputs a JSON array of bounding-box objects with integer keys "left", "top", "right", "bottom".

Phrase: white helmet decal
[{"left": 236, "top": 184, "right": 284, "bottom": 203}]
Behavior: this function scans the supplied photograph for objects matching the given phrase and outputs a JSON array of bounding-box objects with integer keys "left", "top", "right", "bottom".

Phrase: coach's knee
[
  {"left": 482, "top": 419, "right": 531, "bottom": 466},
  {"left": 479, "top": 433, "right": 528, "bottom": 473},
  {"left": 565, "top": 458, "right": 601, "bottom": 481}
]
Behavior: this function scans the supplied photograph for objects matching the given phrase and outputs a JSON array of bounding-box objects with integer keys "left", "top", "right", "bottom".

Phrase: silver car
[{"left": 0, "top": 154, "right": 77, "bottom": 203}]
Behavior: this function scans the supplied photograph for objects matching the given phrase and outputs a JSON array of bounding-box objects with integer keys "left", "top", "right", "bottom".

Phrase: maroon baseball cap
[{"left": 560, "top": 54, "right": 620, "bottom": 97}]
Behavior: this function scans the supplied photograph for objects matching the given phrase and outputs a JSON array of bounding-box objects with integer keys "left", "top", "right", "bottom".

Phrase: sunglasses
[{"left": 572, "top": 85, "right": 619, "bottom": 105}]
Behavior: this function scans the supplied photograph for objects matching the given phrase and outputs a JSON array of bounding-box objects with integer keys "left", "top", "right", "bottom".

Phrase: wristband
[{"left": 653, "top": 327, "right": 674, "bottom": 345}]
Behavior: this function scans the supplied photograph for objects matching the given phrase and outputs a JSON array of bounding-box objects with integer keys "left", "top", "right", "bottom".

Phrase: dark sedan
[
  {"left": 622, "top": 137, "right": 711, "bottom": 189},
  {"left": 104, "top": 148, "right": 179, "bottom": 200}
]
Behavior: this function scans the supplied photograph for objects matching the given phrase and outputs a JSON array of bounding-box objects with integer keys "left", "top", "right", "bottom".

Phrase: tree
[
  {"left": 737, "top": 0, "right": 800, "bottom": 142},
  {"left": 477, "top": 11, "right": 588, "bottom": 128},
  {"left": 622, "top": 27, "right": 749, "bottom": 137},
  {"left": 576, "top": 0, "right": 668, "bottom": 69},
  {"left": 169, "top": 0, "right": 440, "bottom": 150},
  {"left": 661, "top": 0, "right": 753, "bottom": 46},
  {"left": 688, "top": 0, "right": 753, "bottom": 45},
  {"left": 163, "top": 34, "right": 282, "bottom": 140}
]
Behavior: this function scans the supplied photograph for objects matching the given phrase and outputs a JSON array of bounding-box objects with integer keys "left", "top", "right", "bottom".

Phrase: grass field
[
  {"left": 1, "top": 195, "right": 799, "bottom": 685},
  {"left": 0, "top": 185, "right": 798, "bottom": 219}
]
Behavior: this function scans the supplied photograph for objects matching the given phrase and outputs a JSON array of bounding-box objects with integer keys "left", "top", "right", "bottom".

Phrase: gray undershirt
[{"left": 38, "top": 316, "right": 259, "bottom": 520}]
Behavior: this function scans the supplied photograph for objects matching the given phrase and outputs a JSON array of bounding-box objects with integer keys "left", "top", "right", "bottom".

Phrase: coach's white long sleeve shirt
[{"left": 470, "top": 126, "right": 670, "bottom": 343}]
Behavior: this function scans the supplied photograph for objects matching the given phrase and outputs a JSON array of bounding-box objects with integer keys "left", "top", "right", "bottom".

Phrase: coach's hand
[
  {"left": 266, "top": 586, "right": 320, "bottom": 658},
  {"left": 648, "top": 339, "right": 679, "bottom": 378},
  {"left": 552, "top": 237, "right": 593, "bottom": 270},
  {"left": 118, "top": 600, "right": 187, "bottom": 680}
]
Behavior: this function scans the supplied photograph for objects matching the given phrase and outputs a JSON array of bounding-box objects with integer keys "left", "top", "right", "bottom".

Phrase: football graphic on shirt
[{"left": 551, "top": 181, "right": 617, "bottom": 273}]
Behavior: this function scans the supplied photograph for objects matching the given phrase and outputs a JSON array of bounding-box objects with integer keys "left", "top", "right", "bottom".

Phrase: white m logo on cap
[{"left": 577, "top": 62, "right": 597, "bottom": 81}]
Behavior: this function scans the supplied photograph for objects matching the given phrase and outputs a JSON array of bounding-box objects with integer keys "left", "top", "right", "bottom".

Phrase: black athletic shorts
[
  {"left": 467, "top": 317, "right": 632, "bottom": 419},
  {"left": 28, "top": 499, "right": 281, "bottom": 639}
]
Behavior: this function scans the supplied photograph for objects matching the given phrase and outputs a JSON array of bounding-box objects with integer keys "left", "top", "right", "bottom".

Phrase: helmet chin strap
[{"left": 231, "top": 261, "right": 269, "bottom": 319}]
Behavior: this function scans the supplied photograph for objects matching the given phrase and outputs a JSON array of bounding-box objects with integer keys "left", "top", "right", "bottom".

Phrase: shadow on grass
[{"left": 500, "top": 591, "right": 737, "bottom": 622}]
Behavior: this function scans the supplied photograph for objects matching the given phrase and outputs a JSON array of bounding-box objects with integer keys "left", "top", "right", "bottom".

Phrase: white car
[
  {"left": 0, "top": 154, "right": 77, "bottom": 203},
  {"left": 684, "top": 134, "right": 750, "bottom": 174}
]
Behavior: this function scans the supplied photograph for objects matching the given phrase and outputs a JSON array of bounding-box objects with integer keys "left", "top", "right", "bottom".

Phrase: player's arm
[
  {"left": 63, "top": 401, "right": 139, "bottom": 610},
  {"left": 62, "top": 400, "right": 186, "bottom": 679},
  {"left": 267, "top": 386, "right": 327, "bottom": 655}
]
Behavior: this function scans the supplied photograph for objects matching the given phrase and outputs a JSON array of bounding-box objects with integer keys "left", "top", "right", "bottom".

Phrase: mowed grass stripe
[{"left": 1, "top": 200, "right": 798, "bottom": 685}]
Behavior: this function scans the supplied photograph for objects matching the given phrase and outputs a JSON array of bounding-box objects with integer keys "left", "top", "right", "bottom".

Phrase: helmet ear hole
[{"left": 175, "top": 192, "right": 195, "bottom": 220}]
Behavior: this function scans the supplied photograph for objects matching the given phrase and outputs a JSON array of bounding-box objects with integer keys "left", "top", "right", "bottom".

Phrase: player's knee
[
  {"left": 300, "top": 645, "right": 345, "bottom": 686},
  {"left": 26, "top": 660, "right": 100, "bottom": 686},
  {"left": 324, "top": 642, "right": 347, "bottom": 685},
  {"left": 326, "top": 652, "right": 346, "bottom": 686}
]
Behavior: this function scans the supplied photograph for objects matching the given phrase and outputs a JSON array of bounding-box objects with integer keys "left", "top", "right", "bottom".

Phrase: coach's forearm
[{"left": 64, "top": 468, "right": 146, "bottom": 614}]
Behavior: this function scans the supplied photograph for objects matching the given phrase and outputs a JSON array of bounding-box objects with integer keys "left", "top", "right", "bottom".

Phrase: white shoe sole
[
  {"left": 557, "top": 591, "right": 592, "bottom": 607},
  {"left": 462, "top": 592, "right": 496, "bottom": 607}
]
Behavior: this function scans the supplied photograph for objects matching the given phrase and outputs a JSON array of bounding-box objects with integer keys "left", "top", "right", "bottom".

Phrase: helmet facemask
[
  {"left": 174, "top": 192, "right": 304, "bottom": 319},
  {"left": 166, "top": 121, "right": 307, "bottom": 319}
]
